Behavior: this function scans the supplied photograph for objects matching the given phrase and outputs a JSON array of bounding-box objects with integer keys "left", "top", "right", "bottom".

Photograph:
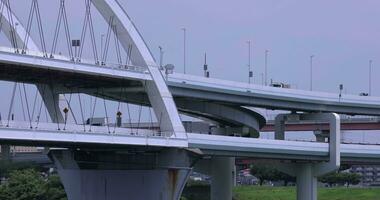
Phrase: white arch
[{"left": 0, "top": 0, "right": 186, "bottom": 138}]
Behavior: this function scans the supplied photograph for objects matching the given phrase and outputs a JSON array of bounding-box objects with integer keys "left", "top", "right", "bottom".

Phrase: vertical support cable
[
  {"left": 23, "top": 0, "right": 47, "bottom": 56},
  {"left": 79, "top": 0, "right": 99, "bottom": 64},
  {"left": 51, "top": 0, "right": 73, "bottom": 59}
]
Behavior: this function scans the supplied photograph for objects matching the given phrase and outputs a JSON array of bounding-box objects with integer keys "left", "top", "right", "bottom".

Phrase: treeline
[
  {"left": 0, "top": 161, "right": 67, "bottom": 200},
  {"left": 250, "top": 164, "right": 361, "bottom": 187}
]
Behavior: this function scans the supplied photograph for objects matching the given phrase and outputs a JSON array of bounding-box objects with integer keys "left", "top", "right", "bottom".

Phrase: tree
[
  {"left": 0, "top": 169, "right": 67, "bottom": 200},
  {"left": 319, "top": 171, "right": 361, "bottom": 187},
  {"left": 250, "top": 164, "right": 295, "bottom": 186}
]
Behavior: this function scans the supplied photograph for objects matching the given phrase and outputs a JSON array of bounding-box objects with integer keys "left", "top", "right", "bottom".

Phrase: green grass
[{"left": 233, "top": 186, "right": 380, "bottom": 200}]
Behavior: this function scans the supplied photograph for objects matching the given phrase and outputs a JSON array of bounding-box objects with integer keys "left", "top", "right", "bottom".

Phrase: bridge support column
[
  {"left": 274, "top": 113, "right": 341, "bottom": 200},
  {"left": 296, "top": 164, "right": 317, "bottom": 200},
  {"left": 1, "top": 145, "right": 10, "bottom": 161},
  {"left": 211, "top": 157, "right": 234, "bottom": 200},
  {"left": 49, "top": 148, "right": 194, "bottom": 200}
]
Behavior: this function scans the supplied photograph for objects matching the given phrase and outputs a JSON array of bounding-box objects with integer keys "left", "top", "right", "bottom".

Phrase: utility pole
[
  {"left": 265, "top": 50, "right": 269, "bottom": 86},
  {"left": 369, "top": 60, "right": 373, "bottom": 96},
  {"left": 159, "top": 46, "right": 164, "bottom": 70},
  {"left": 247, "top": 41, "right": 253, "bottom": 84},
  {"left": 100, "top": 34, "right": 105, "bottom": 59},
  {"left": 204, "top": 53, "right": 208, "bottom": 77},
  {"left": 310, "top": 55, "right": 314, "bottom": 91},
  {"left": 181, "top": 28, "right": 187, "bottom": 74}
]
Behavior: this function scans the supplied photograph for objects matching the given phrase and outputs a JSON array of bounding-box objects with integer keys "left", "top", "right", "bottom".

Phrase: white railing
[
  {"left": 0, "top": 120, "right": 173, "bottom": 138},
  {"left": 0, "top": 46, "right": 149, "bottom": 74}
]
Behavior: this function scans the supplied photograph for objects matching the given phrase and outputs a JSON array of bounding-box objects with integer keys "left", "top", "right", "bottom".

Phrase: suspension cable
[
  {"left": 113, "top": 24, "right": 122, "bottom": 65},
  {"left": 0, "top": 1, "right": 5, "bottom": 34},
  {"left": 36, "top": 84, "right": 46, "bottom": 129},
  {"left": 18, "top": 84, "right": 26, "bottom": 121},
  {"left": 101, "top": 88, "right": 111, "bottom": 134},
  {"left": 113, "top": 86, "right": 123, "bottom": 134},
  {"left": 77, "top": 90, "right": 86, "bottom": 132},
  {"left": 22, "top": 84, "right": 33, "bottom": 129},
  {"left": 3, "top": 0, "right": 18, "bottom": 50},
  {"left": 31, "top": 89, "right": 38, "bottom": 122},
  {"left": 79, "top": 0, "right": 99, "bottom": 63},
  {"left": 123, "top": 87, "right": 133, "bottom": 134},
  {"left": 23, "top": 0, "right": 47, "bottom": 56},
  {"left": 101, "top": 16, "right": 113, "bottom": 65},
  {"left": 51, "top": 0, "right": 73, "bottom": 59},
  {"left": 6, "top": 82, "right": 17, "bottom": 127},
  {"left": 126, "top": 44, "right": 133, "bottom": 66},
  {"left": 89, "top": 88, "right": 98, "bottom": 132},
  {"left": 62, "top": 91, "right": 74, "bottom": 130}
]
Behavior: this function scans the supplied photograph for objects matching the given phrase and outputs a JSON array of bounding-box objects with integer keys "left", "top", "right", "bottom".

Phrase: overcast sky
[
  {"left": 4, "top": 0, "right": 380, "bottom": 95},
  {"left": 116, "top": 0, "right": 380, "bottom": 95},
  {"left": 0, "top": 1, "right": 379, "bottom": 141}
]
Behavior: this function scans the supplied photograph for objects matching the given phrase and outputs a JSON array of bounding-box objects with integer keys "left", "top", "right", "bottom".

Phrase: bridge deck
[
  {"left": 0, "top": 122, "right": 379, "bottom": 164},
  {"left": 1, "top": 50, "right": 380, "bottom": 115}
]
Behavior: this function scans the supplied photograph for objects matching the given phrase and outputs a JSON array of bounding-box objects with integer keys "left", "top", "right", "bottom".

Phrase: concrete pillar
[
  {"left": 211, "top": 157, "right": 234, "bottom": 200},
  {"left": 49, "top": 149, "right": 193, "bottom": 200},
  {"left": 1, "top": 145, "right": 10, "bottom": 161},
  {"left": 296, "top": 164, "right": 317, "bottom": 200}
]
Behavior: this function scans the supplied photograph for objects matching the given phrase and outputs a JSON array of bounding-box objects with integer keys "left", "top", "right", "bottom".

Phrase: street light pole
[
  {"left": 369, "top": 60, "right": 373, "bottom": 96},
  {"left": 159, "top": 46, "right": 164, "bottom": 70},
  {"left": 182, "top": 28, "right": 186, "bottom": 74},
  {"left": 100, "top": 34, "right": 105, "bottom": 59},
  {"left": 265, "top": 50, "right": 269, "bottom": 86},
  {"left": 247, "top": 41, "right": 252, "bottom": 84},
  {"left": 310, "top": 55, "right": 314, "bottom": 91}
]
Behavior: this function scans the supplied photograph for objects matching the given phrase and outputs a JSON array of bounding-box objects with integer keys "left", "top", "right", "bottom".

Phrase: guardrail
[
  {"left": 0, "top": 120, "right": 174, "bottom": 138},
  {"left": 0, "top": 46, "right": 149, "bottom": 74}
]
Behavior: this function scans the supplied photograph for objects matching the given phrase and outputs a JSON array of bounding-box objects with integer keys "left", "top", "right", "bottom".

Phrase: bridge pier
[
  {"left": 0, "top": 145, "right": 10, "bottom": 161},
  {"left": 274, "top": 113, "right": 340, "bottom": 200},
  {"left": 211, "top": 157, "right": 234, "bottom": 200},
  {"left": 49, "top": 148, "right": 194, "bottom": 200}
]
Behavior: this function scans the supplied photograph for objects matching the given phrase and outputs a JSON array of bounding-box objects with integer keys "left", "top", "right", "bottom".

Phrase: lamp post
[
  {"left": 369, "top": 60, "right": 373, "bottom": 96},
  {"left": 159, "top": 46, "right": 164, "bottom": 70},
  {"left": 265, "top": 50, "right": 269, "bottom": 86},
  {"left": 181, "top": 28, "right": 186, "bottom": 74},
  {"left": 310, "top": 55, "right": 314, "bottom": 91},
  {"left": 247, "top": 41, "right": 253, "bottom": 84}
]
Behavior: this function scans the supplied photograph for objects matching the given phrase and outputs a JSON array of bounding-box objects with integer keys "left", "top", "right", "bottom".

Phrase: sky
[
  {"left": 3, "top": 0, "right": 380, "bottom": 95},
  {"left": 119, "top": 0, "right": 380, "bottom": 95},
  {"left": 0, "top": 0, "right": 378, "bottom": 142}
]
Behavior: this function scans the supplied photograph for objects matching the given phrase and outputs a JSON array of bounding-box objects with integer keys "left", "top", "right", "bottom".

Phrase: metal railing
[{"left": 0, "top": 46, "right": 149, "bottom": 74}]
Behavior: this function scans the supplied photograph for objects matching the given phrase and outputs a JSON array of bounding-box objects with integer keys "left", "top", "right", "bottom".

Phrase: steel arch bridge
[{"left": 0, "top": 1, "right": 380, "bottom": 200}]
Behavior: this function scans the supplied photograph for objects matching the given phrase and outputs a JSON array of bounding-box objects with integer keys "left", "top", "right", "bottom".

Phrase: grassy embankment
[{"left": 182, "top": 185, "right": 380, "bottom": 200}]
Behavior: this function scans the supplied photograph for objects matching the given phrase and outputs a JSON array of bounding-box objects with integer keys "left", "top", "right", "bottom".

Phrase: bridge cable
[
  {"left": 23, "top": 0, "right": 48, "bottom": 56},
  {"left": 3, "top": 0, "right": 18, "bottom": 50},
  {"left": 101, "top": 88, "right": 111, "bottom": 134},
  {"left": 50, "top": 85, "right": 61, "bottom": 130},
  {"left": 126, "top": 44, "right": 133, "bottom": 66},
  {"left": 64, "top": 91, "right": 78, "bottom": 125},
  {"left": 6, "top": 82, "right": 17, "bottom": 127},
  {"left": 79, "top": 0, "right": 99, "bottom": 64},
  {"left": 77, "top": 90, "right": 86, "bottom": 132},
  {"left": 136, "top": 103, "right": 142, "bottom": 135},
  {"left": 112, "top": 24, "right": 122, "bottom": 65},
  {"left": 142, "top": 80, "right": 155, "bottom": 135},
  {"left": 122, "top": 87, "right": 133, "bottom": 134},
  {"left": 35, "top": 84, "right": 46, "bottom": 129},
  {"left": 18, "top": 84, "right": 26, "bottom": 121},
  {"left": 101, "top": 16, "right": 113, "bottom": 65},
  {"left": 0, "top": 2, "right": 5, "bottom": 34},
  {"left": 88, "top": 88, "right": 99, "bottom": 132},
  {"left": 51, "top": 0, "right": 73, "bottom": 59},
  {"left": 22, "top": 84, "right": 33, "bottom": 129},
  {"left": 112, "top": 86, "right": 123, "bottom": 134},
  {"left": 30, "top": 89, "right": 38, "bottom": 122}
]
